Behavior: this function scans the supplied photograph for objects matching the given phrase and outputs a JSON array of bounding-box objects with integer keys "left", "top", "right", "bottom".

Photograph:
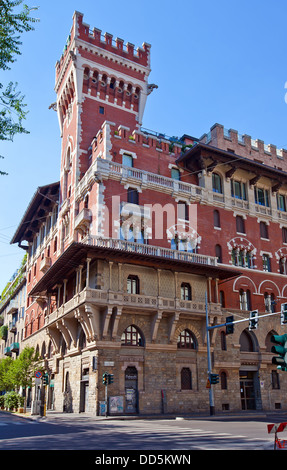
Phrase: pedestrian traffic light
[
  {"left": 249, "top": 309, "right": 259, "bottom": 331},
  {"left": 42, "top": 373, "right": 49, "bottom": 385},
  {"left": 226, "top": 316, "right": 234, "bottom": 335},
  {"left": 210, "top": 373, "right": 219, "bottom": 384},
  {"left": 281, "top": 303, "right": 287, "bottom": 325},
  {"left": 108, "top": 374, "right": 114, "bottom": 385},
  {"left": 102, "top": 372, "right": 108, "bottom": 385},
  {"left": 271, "top": 334, "right": 287, "bottom": 371}
]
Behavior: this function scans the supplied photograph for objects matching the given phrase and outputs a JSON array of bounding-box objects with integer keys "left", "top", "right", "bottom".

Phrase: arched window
[
  {"left": 181, "top": 368, "right": 192, "bottom": 390},
  {"left": 177, "top": 329, "right": 197, "bottom": 349},
  {"left": 239, "top": 330, "right": 254, "bottom": 352},
  {"left": 181, "top": 282, "right": 192, "bottom": 300},
  {"left": 212, "top": 173, "right": 223, "bottom": 194},
  {"left": 121, "top": 325, "right": 144, "bottom": 347}
]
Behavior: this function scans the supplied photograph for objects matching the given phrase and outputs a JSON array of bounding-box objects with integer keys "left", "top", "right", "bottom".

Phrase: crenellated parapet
[{"left": 200, "top": 123, "right": 287, "bottom": 171}]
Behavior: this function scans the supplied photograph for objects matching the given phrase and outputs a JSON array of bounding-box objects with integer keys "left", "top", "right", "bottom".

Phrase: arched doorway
[
  {"left": 125, "top": 366, "right": 138, "bottom": 414},
  {"left": 239, "top": 329, "right": 262, "bottom": 411}
]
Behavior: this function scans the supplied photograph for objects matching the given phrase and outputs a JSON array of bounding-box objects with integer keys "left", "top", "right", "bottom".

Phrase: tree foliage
[
  {"left": 0, "top": 346, "right": 43, "bottom": 412},
  {"left": 0, "top": 0, "right": 39, "bottom": 174}
]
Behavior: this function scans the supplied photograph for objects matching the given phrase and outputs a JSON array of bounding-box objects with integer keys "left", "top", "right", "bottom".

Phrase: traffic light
[
  {"left": 281, "top": 303, "right": 287, "bottom": 325},
  {"left": 108, "top": 374, "right": 114, "bottom": 385},
  {"left": 226, "top": 316, "right": 234, "bottom": 335},
  {"left": 210, "top": 373, "right": 219, "bottom": 384},
  {"left": 102, "top": 372, "right": 108, "bottom": 385},
  {"left": 271, "top": 334, "right": 287, "bottom": 371},
  {"left": 42, "top": 373, "right": 49, "bottom": 385},
  {"left": 249, "top": 310, "right": 259, "bottom": 331}
]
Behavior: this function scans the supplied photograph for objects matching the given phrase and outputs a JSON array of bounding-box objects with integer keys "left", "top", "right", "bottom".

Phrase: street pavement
[{"left": 0, "top": 409, "right": 281, "bottom": 453}]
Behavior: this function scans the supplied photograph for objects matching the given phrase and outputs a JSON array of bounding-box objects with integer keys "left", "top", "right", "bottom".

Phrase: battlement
[
  {"left": 200, "top": 123, "right": 287, "bottom": 172},
  {"left": 90, "top": 122, "right": 184, "bottom": 160},
  {"left": 56, "top": 11, "right": 151, "bottom": 79}
]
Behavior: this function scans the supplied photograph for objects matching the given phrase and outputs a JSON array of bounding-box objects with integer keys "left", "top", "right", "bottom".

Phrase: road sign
[{"left": 35, "top": 370, "right": 42, "bottom": 378}]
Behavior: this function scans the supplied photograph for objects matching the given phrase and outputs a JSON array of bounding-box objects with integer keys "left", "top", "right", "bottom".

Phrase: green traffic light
[{"left": 271, "top": 335, "right": 287, "bottom": 371}]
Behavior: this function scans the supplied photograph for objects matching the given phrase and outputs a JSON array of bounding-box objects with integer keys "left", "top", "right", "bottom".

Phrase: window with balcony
[
  {"left": 127, "top": 275, "right": 139, "bottom": 294},
  {"left": 254, "top": 187, "right": 270, "bottom": 207},
  {"left": 212, "top": 172, "right": 223, "bottom": 194},
  {"left": 181, "top": 282, "right": 192, "bottom": 300},
  {"left": 171, "top": 168, "right": 180, "bottom": 180},
  {"left": 231, "top": 180, "right": 247, "bottom": 200},
  {"left": 122, "top": 153, "right": 133, "bottom": 167},
  {"left": 277, "top": 193, "right": 287, "bottom": 212}
]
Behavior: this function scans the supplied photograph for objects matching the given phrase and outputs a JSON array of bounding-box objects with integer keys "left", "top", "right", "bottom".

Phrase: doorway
[
  {"left": 125, "top": 366, "right": 138, "bottom": 414},
  {"left": 240, "top": 371, "right": 256, "bottom": 410}
]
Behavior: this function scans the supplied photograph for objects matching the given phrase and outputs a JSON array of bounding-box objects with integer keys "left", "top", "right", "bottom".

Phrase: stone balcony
[{"left": 46, "top": 287, "right": 221, "bottom": 328}]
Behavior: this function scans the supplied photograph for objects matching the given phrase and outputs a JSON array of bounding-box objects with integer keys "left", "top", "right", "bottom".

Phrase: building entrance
[
  {"left": 125, "top": 366, "right": 138, "bottom": 414},
  {"left": 240, "top": 371, "right": 256, "bottom": 410}
]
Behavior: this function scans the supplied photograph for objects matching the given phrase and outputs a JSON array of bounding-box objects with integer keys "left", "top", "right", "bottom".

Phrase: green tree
[
  {"left": 0, "top": 0, "right": 39, "bottom": 174},
  {"left": 11, "top": 346, "right": 43, "bottom": 412},
  {"left": 0, "top": 355, "right": 14, "bottom": 391}
]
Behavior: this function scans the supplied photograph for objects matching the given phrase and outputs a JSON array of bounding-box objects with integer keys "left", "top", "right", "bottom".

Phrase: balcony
[
  {"left": 6, "top": 299, "right": 18, "bottom": 315},
  {"left": 10, "top": 342, "right": 19, "bottom": 353},
  {"left": 46, "top": 287, "right": 221, "bottom": 327},
  {"left": 40, "top": 256, "right": 52, "bottom": 273},
  {"left": 9, "top": 320, "right": 16, "bottom": 332},
  {"left": 74, "top": 208, "right": 92, "bottom": 233},
  {"left": 4, "top": 347, "right": 11, "bottom": 356},
  {"left": 82, "top": 236, "right": 218, "bottom": 267}
]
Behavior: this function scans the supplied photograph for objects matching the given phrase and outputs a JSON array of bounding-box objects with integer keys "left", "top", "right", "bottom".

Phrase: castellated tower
[{"left": 55, "top": 11, "right": 152, "bottom": 188}]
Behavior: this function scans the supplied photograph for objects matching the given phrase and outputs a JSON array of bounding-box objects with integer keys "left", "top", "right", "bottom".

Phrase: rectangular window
[
  {"left": 231, "top": 180, "right": 247, "bottom": 200},
  {"left": 262, "top": 254, "right": 271, "bottom": 272},
  {"left": 272, "top": 370, "right": 280, "bottom": 390},
  {"left": 171, "top": 168, "right": 180, "bottom": 180},
  {"left": 277, "top": 194, "right": 286, "bottom": 212},
  {"left": 127, "top": 188, "right": 139, "bottom": 205},
  {"left": 283, "top": 227, "right": 287, "bottom": 244},
  {"left": 99, "top": 106, "right": 104, "bottom": 114},
  {"left": 236, "top": 215, "right": 245, "bottom": 233},
  {"left": 254, "top": 187, "right": 270, "bottom": 207},
  {"left": 122, "top": 154, "right": 133, "bottom": 167},
  {"left": 260, "top": 221, "right": 269, "bottom": 239}
]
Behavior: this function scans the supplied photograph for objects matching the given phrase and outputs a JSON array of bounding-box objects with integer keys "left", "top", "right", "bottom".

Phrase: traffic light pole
[
  {"left": 205, "top": 292, "right": 215, "bottom": 416},
  {"left": 205, "top": 292, "right": 281, "bottom": 416}
]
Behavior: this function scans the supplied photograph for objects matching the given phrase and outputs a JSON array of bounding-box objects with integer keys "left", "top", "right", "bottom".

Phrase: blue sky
[{"left": 1, "top": 0, "right": 287, "bottom": 292}]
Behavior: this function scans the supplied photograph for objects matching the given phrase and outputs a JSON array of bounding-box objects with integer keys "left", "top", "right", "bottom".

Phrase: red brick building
[{"left": 10, "top": 11, "right": 287, "bottom": 414}]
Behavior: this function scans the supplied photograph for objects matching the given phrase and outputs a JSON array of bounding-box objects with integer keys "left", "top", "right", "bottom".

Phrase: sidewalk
[{"left": 22, "top": 408, "right": 285, "bottom": 422}]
